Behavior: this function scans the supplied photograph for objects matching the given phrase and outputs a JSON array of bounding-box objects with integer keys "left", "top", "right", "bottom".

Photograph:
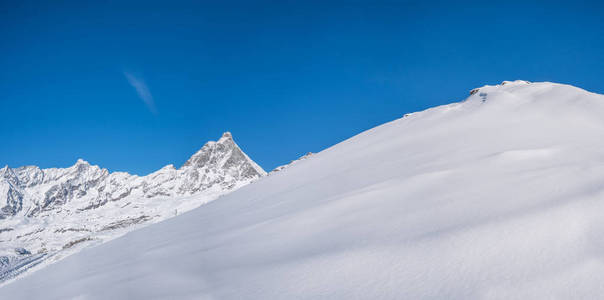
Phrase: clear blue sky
[{"left": 1, "top": 0, "right": 603, "bottom": 174}]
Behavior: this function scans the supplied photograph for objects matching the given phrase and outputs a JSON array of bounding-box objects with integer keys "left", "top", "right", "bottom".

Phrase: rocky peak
[
  {"left": 0, "top": 166, "right": 23, "bottom": 219},
  {"left": 181, "top": 132, "right": 265, "bottom": 175},
  {"left": 0, "top": 166, "right": 19, "bottom": 187},
  {"left": 74, "top": 158, "right": 89, "bottom": 167},
  {"left": 219, "top": 131, "right": 232, "bottom": 140},
  {"left": 176, "top": 132, "right": 266, "bottom": 194}
]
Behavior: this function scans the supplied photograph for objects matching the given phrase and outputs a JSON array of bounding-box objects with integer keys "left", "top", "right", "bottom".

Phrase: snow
[
  {"left": 269, "top": 152, "right": 314, "bottom": 174},
  {"left": 0, "top": 132, "right": 265, "bottom": 284},
  {"left": 2, "top": 81, "right": 604, "bottom": 299}
]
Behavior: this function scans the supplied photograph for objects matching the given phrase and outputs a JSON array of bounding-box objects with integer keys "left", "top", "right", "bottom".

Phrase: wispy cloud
[{"left": 124, "top": 71, "right": 157, "bottom": 114}]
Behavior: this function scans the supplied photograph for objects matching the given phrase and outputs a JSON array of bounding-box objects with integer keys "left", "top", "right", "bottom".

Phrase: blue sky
[{"left": 1, "top": 0, "right": 603, "bottom": 174}]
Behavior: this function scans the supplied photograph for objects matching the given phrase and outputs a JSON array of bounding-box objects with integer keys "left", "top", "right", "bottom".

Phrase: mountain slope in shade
[
  {"left": 3, "top": 81, "right": 604, "bottom": 299},
  {"left": 0, "top": 132, "right": 265, "bottom": 283}
]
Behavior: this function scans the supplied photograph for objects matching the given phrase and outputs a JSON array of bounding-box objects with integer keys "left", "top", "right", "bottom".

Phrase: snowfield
[{"left": 2, "top": 81, "right": 604, "bottom": 299}]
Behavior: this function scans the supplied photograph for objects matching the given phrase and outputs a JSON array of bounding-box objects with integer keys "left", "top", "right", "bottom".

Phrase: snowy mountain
[
  {"left": 0, "top": 132, "right": 265, "bottom": 282},
  {"left": 3, "top": 81, "right": 604, "bottom": 299}
]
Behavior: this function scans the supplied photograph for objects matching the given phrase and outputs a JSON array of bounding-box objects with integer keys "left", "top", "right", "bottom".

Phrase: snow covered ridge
[
  {"left": 0, "top": 132, "right": 266, "bottom": 283},
  {"left": 269, "top": 152, "right": 314, "bottom": 174},
  {"left": 469, "top": 80, "right": 531, "bottom": 95},
  {"left": 3, "top": 81, "right": 604, "bottom": 299}
]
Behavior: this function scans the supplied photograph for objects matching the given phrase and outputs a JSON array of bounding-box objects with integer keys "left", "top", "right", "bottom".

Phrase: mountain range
[{"left": 0, "top": 132, "right": 266, "bottom": 282}]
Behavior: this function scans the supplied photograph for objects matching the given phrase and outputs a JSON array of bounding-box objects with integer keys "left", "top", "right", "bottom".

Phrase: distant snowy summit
[
  {"left": 0, "top": 132, "right": 266, "bottom": 282},
  {"left": 0, "top": 132, "right": 265, "bottom": 219}
]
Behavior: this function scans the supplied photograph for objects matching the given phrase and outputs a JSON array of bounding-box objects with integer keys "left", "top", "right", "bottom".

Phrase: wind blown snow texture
[{"left": 2, "top": 81, "right": 604, "bottom": 299}]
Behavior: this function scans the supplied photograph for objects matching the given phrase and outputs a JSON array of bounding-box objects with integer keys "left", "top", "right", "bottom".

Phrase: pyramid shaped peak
[
  {"left": 181, "top": 132, "right": 240, "bottom": 169},
  {"left": 180, "top": 132, "right": 266, "bottom": 176},
  {"left": 217, "top": 131, "right": 234, "bottom": 144}
]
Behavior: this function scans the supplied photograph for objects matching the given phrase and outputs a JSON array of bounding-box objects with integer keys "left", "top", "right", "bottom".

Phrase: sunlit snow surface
[{"left": 2, "top": 81, "right": 604, "bottom": 299}]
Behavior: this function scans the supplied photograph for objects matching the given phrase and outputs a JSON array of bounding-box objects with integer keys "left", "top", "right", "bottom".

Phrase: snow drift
[{"left": 2, "top": 81, "right": 604, "bottom": 299}]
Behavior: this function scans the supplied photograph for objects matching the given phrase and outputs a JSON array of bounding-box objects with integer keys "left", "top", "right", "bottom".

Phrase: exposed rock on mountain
[{"left": 0, "top": 132, "right": 265, "bottom": 283}]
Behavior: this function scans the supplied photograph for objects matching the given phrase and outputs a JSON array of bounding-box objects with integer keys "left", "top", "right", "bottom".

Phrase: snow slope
[
  {"left": 2, "top": 81, "right": 604, "bottom": 299},
  {"left": 269, "top": 152, "right": 313, "bottom": 174}
]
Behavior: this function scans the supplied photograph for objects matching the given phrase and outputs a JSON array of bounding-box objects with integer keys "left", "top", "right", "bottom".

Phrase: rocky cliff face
[{"left": 0, "top": 132, "right": 266, "bottom": 283}]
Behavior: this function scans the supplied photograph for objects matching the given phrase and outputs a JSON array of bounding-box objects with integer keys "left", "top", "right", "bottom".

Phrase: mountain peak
[
  {"left": 0, "top": 165, "right": 16, "bottom": 179},
  {"left": 180, "top": 132, "right": 266, "bottom": 178},
  {"left": 216, "top": 131, "right": 234, "bottom": 145},
  {"left": 74, "top": 158, "right": 89, "bottom": 166}
]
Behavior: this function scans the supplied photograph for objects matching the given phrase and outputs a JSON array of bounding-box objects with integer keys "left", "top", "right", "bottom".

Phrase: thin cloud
[{"left": 124, "top": 71, "right": 157, "bottom": 114}]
